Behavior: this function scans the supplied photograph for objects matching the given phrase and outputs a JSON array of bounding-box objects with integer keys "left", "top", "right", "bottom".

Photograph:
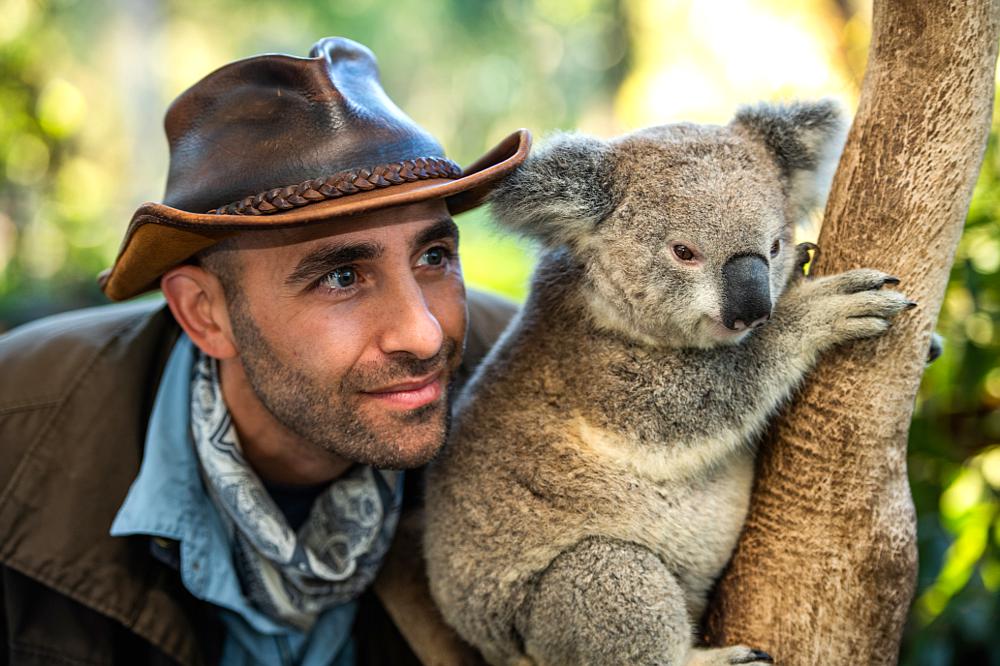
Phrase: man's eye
[
  {"left": 320, "top": 267, "right": 357, "bottom": 290},
  {"left": 419, "top": 246, "right": 450, "bottom": 267}
]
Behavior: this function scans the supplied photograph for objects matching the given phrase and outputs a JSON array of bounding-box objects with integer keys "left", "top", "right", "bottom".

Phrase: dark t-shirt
[{"left": 262, "top": 478, "right": 332, "bottom": 532}]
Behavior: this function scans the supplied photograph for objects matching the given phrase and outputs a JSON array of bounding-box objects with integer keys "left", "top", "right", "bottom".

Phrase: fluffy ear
[
  {"left": 488, "top": 132, "right": 615, "bottom": 247},
  {"left": 732, "top": 100, "right": 847, "bottom": 220}
]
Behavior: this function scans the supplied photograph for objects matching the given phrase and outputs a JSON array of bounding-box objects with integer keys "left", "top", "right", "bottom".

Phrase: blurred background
[{"left": 0, "top": 0, "right": 996, "bottom": 662}]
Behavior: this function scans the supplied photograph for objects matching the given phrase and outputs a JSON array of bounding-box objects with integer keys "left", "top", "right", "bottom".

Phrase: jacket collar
[
  {"left": 0, "top": 291, "right": 507, "bottom": 665},
  {"left": 0, "top": 302, "right": 218, "bottom": 666}
]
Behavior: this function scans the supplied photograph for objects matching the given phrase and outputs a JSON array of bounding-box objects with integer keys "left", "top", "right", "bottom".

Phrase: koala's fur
[{"left": 424, "top": 101, "right": 912, "bottom": 666}]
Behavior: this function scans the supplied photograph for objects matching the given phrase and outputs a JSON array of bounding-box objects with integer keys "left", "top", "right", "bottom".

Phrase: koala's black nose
[{"left": 721, "top": 254, "right": 772, "bottom": 331}]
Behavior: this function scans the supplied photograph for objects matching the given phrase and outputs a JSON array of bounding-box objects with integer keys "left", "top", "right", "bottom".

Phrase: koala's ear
[
  {"left": 488, "top": 132, "right": 615, "bottom": 248},
  {"left": 732, "top": 100, "right": 847, "bottom": 220}
]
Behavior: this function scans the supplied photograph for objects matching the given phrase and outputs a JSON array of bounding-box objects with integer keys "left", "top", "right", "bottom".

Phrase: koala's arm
[{"left": 662, "top": 270, "right": 914, "bottom": 446}]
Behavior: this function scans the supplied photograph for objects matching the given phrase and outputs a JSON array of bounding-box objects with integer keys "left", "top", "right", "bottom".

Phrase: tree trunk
[{"left": 706, "top": 1, "right": 1000, "bottom": 663}]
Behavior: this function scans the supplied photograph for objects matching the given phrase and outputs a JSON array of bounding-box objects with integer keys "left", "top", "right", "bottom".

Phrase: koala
[{"left": 424, "top": 101, "right": 915, "bottom": 666}]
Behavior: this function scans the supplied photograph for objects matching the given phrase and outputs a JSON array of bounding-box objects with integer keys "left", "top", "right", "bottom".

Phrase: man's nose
[
  {"left": 379, "top": 277, "right": 444, "bottom": 360},
  {"left": 720, "top": 253, "right": 772, "bottom": 331}
]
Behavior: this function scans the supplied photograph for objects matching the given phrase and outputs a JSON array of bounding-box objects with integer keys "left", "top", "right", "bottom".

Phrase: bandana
[{"left": 190, "top": 350, "right": 402, "bottom": 630}]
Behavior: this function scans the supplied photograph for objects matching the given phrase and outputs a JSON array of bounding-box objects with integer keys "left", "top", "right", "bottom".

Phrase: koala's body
[{"left": 424, "top": 102, "right": 913, "bottom": 666}]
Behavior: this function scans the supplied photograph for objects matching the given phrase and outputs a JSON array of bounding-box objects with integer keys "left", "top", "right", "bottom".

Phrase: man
[{"left": 0, "top": 37, "right": 530, "bottom": 665}]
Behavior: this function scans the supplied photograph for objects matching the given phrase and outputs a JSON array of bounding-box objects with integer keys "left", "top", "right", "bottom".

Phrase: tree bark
[{"left": 706, "top": 1, "right": 1000, "bottom": 663}]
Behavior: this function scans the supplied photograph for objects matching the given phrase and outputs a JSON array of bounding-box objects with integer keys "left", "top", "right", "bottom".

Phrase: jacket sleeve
[
  {"left": 372, "top": 511, "right": 486, "bottom": 665},
  {"left": 463, "top": 288, "right": 518, "bottom": 372}
]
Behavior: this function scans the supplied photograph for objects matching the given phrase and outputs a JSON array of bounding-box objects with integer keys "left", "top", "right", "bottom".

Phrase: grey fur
[
  {"left": 732, "top": 99, "right": 842, "bottom": 174},
  {"left": 732, "top": 99, "right": 847, "bottom": 220},
  {"left": 488, "top": 132, "right": 617, "bottom": 248},
  {"left": 425, "top": 102, "right": 910, "bottom": 666}
]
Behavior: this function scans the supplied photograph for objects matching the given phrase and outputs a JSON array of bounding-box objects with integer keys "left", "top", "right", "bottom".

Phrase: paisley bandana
[{"left": 190, "top": 350, "right": 402, "bottom": 630}]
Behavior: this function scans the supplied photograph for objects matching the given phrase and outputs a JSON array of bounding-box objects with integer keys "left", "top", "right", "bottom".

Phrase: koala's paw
[
  {"left": 686, "top": 646, "right": 774, "bottom": 666},
  {"left": 786, "top": 268, "right": 914, "bottom": 350}
]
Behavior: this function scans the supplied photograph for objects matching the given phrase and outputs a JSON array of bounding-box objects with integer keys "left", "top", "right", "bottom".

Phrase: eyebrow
[
  {"left": 284, "top": 216, "right": 459, "bottom": 288},
  {"left": 285, "top": 240, "right": 384, "bottom": 287},
  {"left": 414, "top": 217, "right": 460, "bottom": 250}
]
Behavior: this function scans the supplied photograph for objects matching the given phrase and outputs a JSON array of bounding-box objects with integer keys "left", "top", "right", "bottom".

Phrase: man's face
[{"left": 219, "top": 200, "right": 466, "bottom": 470}]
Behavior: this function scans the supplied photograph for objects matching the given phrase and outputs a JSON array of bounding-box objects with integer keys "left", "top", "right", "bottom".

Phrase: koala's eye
[
  {"left": 673, "top": 244, "right": 695, "bottom": 261},
  {"left": 770, "top": 240, "right": 781, "bottom": 258}
]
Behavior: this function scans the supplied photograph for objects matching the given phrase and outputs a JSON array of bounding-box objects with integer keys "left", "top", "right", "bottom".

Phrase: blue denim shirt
[{"left": 110, "top": 336, "right": 357, "bottom": 666}]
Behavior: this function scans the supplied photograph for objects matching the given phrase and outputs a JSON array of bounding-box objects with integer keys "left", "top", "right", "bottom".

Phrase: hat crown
[{"left": 162, "top": 37, "right": 445, "bottom": 214}]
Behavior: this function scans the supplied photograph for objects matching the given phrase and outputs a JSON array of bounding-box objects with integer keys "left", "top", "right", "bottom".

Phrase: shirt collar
[{"left": 110, "top": 335, "right": 288, "bottom": 634}]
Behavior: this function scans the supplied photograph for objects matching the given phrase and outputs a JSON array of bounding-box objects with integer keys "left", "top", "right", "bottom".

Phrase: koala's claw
[
  {"left": 843, "top": 289, "right": 912, "bottom": 316},
  {"left": 812, "top": 268, "right": 898, "bottom": 295},
  {"left": 778, "top": 268, "right": 915, "bottom": 352},
  {"left": 928, "top": 332, "right": 944, "bottom": 364},
  {"left": 733, "top": 649, "right": 774, "bottom": 664},
  {"left": 825, "top": 288, "right": 912, "bottom": 342},
  {"left": 687, "top": 646, "right": 774, "bottom": 666}
]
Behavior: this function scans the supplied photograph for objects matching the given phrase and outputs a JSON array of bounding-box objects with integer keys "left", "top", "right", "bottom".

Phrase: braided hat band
[
  {"left": 100, "top": 37, "right": 532, "bottom": 301},
  {"left": 208, "top": 157, "right": 463, "bottom": 216}
]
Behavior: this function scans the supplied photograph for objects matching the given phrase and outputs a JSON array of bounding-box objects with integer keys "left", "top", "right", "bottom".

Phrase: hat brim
[{"left": 99, "top": 129, "right": 531, "bottom": 301}]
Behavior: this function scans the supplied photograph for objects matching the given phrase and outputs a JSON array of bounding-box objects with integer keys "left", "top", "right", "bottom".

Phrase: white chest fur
[{"left": 574, "top": 419, "right": 755, "bottom": 611}]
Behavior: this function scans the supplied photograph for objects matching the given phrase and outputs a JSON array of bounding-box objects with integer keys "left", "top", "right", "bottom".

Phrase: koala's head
[{"left": 489, "top": 101, "right": 845, "bottom": 348}]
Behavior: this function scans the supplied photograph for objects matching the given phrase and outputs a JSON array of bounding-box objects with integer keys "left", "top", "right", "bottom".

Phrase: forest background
[{"left": 0, "top": 0, "right": 996, "bottom": 663}]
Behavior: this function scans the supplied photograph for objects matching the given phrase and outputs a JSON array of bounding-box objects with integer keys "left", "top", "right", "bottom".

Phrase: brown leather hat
[{"left": 99, "top": 36, "right": 531, "bottom": 301}]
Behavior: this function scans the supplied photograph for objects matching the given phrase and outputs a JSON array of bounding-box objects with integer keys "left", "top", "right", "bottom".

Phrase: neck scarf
[{"left": 190, "top": 350, "right": 402, "bottom": 630}]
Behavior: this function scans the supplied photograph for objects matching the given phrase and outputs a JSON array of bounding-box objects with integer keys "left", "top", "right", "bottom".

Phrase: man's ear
[
  {"left": 160, "top": 265, "right": 238, "bottom": 360},
  {"left": 731, "top": 100, "right": 847, "bottom": 221},
  {"left": 488, "top": 132, "right": 616, "bottom": 249}
]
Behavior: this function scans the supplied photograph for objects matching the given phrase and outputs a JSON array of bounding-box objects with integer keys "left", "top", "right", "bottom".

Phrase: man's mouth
[{"left": 361, "top": 370, "right": 445, "bottom": 410}]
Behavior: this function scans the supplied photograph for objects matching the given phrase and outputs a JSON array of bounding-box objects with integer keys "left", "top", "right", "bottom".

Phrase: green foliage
[
  {"left": 0, "top": 0, "right": 624, "bottom": 321},
  {"left": 901, "top": 126, "right": 1000, "bottom": 666}
]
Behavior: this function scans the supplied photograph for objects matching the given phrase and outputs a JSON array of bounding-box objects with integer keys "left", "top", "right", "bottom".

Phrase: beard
[{"left": 227, "top": 299, "right": 460, "bottom": 470}]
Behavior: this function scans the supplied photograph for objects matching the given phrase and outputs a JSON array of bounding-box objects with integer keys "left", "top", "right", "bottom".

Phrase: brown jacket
[{"left": 0, "top": 290, "right": 514, "bottom": 665}]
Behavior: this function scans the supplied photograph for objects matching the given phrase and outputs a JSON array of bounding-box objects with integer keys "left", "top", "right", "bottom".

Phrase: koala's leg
[{"left": 515, "top": 537, "right": 771, "bottom": 666}]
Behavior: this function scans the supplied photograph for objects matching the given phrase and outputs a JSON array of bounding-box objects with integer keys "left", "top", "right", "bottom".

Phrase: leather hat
[{"left": 99, "top": 36, "right": 531, "bottom": 300}]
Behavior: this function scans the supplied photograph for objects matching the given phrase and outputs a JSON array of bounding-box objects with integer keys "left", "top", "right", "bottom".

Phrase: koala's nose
[{"left": 721, "top": 254, "right": 772, "bottom": 331}]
